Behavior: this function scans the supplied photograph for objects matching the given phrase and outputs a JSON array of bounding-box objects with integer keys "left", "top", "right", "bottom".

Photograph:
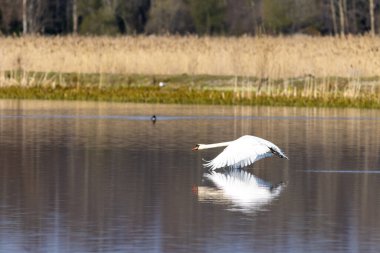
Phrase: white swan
[{"left": 192, "top": 135, "right": 288, "bottom": 170}]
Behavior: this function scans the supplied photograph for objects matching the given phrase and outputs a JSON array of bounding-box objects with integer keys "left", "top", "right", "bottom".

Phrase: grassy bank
[{"left": 0, "top": 71, "right": 379, "bottom": 108}]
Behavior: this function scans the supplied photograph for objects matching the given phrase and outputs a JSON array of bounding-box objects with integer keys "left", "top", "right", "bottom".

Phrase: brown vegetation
[
  {"left": 0, "top": 35, "right": 380, "bottom": 108},
  {"left": 1, "top": 35, "right": 380, "bottom": 78}
]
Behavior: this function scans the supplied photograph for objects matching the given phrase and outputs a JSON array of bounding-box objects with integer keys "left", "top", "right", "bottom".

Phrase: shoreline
[{"left": 0, "top": 71, "right": 379, "bottom": 109}]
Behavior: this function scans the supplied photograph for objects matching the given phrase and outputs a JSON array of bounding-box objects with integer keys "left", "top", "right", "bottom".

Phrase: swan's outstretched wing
[{"left": 203, "top": 136, "right": 274, "bottom": 170}]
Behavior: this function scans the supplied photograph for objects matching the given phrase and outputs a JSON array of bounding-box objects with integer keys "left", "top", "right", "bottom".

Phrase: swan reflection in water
[{"left": 194, "top": 169, "right": 285, "bottom": 214}]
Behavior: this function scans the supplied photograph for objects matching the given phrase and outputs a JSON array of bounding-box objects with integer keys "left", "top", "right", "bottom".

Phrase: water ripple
[
  {"left": 300, "top": 170, "right": 380, "bottom": 174},
  {"left": 1, "top": 114, "right": 380, "bottom": 121}
]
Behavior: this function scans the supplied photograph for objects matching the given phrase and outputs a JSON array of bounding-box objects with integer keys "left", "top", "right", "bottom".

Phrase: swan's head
[{"left": 192, "top": 144, "right": 200, "bottom": 151}]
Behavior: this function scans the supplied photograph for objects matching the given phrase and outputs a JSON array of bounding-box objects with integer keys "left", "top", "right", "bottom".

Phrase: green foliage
[
  {"left": 0, "top": 84, "right": 379, "bottom": 108},
  {"left": 116, "top": 0, "right": 150, "bottom": 34},
  {"left": 145, "top": 0, "right": 194, "bottom": 34},
  {"left": 190, "top": 0, "right": 226, "bottom": 34},
  {"left": 1, "top": 71, "right": 380, "bottom": 109},
  {"left": 262, "top": 0, "right": 293, "bottom": 33},
  {"left": 79, "top": 6, "right": 119, "bottom": 35},
  {"left": 0, "top": 0, "right": 378, "bottom": 35}
]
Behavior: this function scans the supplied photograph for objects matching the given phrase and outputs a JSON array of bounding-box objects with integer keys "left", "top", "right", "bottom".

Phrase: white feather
[{"left": 198, "top": 135, "right": 288, "bottom": 170}]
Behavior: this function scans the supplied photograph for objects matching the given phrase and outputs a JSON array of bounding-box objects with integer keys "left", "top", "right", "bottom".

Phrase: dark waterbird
[{"left": 151, "top": 115, "right": 157, "bottom": 124}]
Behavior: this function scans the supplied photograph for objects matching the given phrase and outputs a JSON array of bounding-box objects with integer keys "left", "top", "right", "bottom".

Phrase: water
[{"left": 0, "top": 100, "right": 380, "bottom": 253}]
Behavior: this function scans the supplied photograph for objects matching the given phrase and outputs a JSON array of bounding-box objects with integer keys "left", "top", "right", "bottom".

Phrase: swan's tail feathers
[
  {"left": 269, "top": 147, "right": 289, "bottom": 160},
  {"left": 279, "top": 151, "right": 289, "bottom": 160}
]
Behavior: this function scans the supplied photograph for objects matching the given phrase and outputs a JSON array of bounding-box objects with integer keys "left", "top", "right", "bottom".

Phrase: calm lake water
[{"left": 0, "top": 100, "right": 380, "bottom": 253}]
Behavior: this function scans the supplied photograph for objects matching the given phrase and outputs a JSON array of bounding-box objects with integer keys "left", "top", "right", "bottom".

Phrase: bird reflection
[{"left": 195, "top": 169, "right": 285, "bottom": 214}]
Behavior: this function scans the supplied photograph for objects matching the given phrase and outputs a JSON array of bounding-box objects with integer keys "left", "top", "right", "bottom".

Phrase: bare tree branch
[
  {"left": 369, "top": 0, "right": 375, "bottom": 36},
  {"left": 73, "top": 0, "right": 77, "bottom": 34},
  {"left": 330, "top": 0, "right": 337, "bottom": 35},
  {"left": 22, "top": 0, "right": 27, "bottom": 34},
  {"left": 338, "top": 0, "right": 345, "bottom": 36}
]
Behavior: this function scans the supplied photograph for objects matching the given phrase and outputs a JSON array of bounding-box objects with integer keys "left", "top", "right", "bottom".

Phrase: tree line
[{"left": 0, "top": 0, "right": 378, "bottom": 36}]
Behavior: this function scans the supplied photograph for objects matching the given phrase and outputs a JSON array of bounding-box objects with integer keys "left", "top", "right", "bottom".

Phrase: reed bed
[
  {"left": 0, "top": 35, "right": 380, "bottom": 107},
  {"left": 1, "top": 35, "right": 380, "bottom": 78}
]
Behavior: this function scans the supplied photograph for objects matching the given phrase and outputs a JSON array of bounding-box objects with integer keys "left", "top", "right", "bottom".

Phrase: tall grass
[
  {"left": 1, "top": 35, "right": 380, "bottom": 78},
  {"left": 0, "top": 35, "right": 379, "bottom": 107}
]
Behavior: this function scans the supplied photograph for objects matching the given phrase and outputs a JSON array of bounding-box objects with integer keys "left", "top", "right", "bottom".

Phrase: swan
[{"left": 192, "top": 135, "right": 288, "bottom": 170}]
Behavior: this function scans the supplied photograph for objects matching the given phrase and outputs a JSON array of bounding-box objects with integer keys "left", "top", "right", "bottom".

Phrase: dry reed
[
  {"left": 1, "top": 35, "right": 380, "bottom": 78},
  {"left": 1, "top": 35, "right": 380, "bottom": 107}
]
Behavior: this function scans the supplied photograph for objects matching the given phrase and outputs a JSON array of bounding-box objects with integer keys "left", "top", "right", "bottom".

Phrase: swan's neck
[{"left": 198, "top": 141, "right": 232, "bottom": 150}]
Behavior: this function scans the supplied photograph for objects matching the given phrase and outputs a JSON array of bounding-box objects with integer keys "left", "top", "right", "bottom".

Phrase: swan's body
[{"left": 192, "top": 135, "right": 288, "bottom": 170}]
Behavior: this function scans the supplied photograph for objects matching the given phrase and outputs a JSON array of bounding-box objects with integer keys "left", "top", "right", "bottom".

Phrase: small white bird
[{"left": 192, "top": 135, "right": 288, "bottom": 170}]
